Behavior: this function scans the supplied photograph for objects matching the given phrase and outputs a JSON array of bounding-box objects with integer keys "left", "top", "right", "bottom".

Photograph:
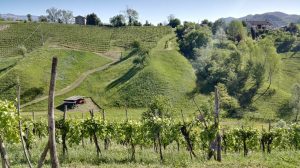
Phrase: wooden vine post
[
  {"left": 48, "top": 57, "right": 60, "bottom": 167},
  {"left": 102, "top": 109, "right": 109, "bottom": 150},
  {"left": 17, "top": 78, "right": 33, "bottom": 168},
  {"left": 89, "top": 109, "right": 101, "bottom": 157},
  {"left": 0, "top": 138, "right": 10, "bottom": 168},
  {"left": 215, "top": 87, "right": 222, "bottom": 162},
  {"left": 62, "top": 105, "right": 68, "bottom": 156},
  {"left": 38, "top": 57, "right": 60, "bottom": 168},
  {"left": 180, "top": 110, "right": 196, "bottom": 159}
]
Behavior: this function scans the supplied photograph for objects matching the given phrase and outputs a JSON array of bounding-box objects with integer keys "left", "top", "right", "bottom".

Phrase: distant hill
[
  {"left": 0, "top": 13, "right": 39, "bottom": 21},
  {"left": 222, "top": 12, "right": 300, "bottom": 27}
]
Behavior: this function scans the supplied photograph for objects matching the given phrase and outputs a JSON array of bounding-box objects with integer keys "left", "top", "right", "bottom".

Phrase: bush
[
  {"left": 17, "top": 45, "right": 27, "bottom": 57},
  {"left": 131, "top": 40, "right": 141, "bottom": 49},
  {"left": 275, "top": 33, "right": 296, "bottom": 53}
]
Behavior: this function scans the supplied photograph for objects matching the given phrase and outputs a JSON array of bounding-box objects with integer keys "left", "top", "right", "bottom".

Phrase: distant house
[
  {"left": 246, "top": 20, "right": 273, "bottom": 30},
  {"left": 64, "top": 96, "right": 85, "bottom": 108},
  {"left": 75, "top": 15, "right": 86, "bottom": 25}
]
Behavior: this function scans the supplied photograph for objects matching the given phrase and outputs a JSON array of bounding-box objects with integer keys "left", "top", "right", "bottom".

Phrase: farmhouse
[
  {"left": 246, "top": 20, "right": 273, "bottom": 30},
  {"left": 64, "top": 96, "right": 85, "bottom": 108},
  {"left": 75, "top": 15, "right": 86, "bottom": 25}
]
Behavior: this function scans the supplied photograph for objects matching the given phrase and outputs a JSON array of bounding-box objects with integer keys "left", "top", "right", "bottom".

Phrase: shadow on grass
[
  {"left": 0, "top": 63, "right": 16, "bottom": 74},
  {"left": 58, "top": 154, "right": 157, "bottom": 166},
  {"left": 277, "top": 100, "right": 293, "bottom": 120},
  {"left": 111, "top": 49, "right": 139, "bottom": 66},
  {"left": 106, "top": 65, "right": 143, "bottom": 90},
  {"left": 0, "top": 83, "right": 16, "bottom": 94}
]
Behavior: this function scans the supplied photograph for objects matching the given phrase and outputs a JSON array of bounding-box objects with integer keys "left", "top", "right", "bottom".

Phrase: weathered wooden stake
[
  {"left": 62, "top": 105, "right": 68, "bottom": 156},
  {"left": 102, "top": 109, "right": 105, "bottom": 121},
  {"left": 215, "top": 87, "right": 222, "bottom": 162},
  {"left": 125, "top": 104, "right": 128, "bottom": 122},
  {"left": 38, "top": 142, "right": 49, "bottom": 168},
  {"left": 17, "top": 78, "right": 33, "bottom": 168},
  {"left": 32, "top": 111, "right": 35, "bottom": 121},
  {"left": 89, "top": 110, "right": 101, "bottom": 157},
  {"left": 0, "top": 137, "right": 10, "bottom": 168},
  {"left": 47, "top": 57, "right": 60, "bottom": 167}
]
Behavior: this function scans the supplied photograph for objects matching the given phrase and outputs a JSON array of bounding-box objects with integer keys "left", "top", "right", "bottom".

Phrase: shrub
[{"left": 17, "top": 45, "right": 27, "bottom": 57}]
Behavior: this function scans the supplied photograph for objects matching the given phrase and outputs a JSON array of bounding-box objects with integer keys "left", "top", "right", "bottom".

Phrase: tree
[
  {"left": 214, "top": 28, "right": 227, "bottom": 44},
  {"left": 227, "top": 20, "right": 246, "bottom": 43},
  {"left": 125, "top": 8, "right": 139, "bottom": 26},
  {"left": 110, "top": 14, "right": 126, "bottom": 27},
  {"left": 168, "top": 18, "right": 181, "bottom": 28},
  {"left": 287, "top": 22, "right": 299, "bottom": 35},
  {"left": 212, "top": 19, "right": 225, "bottom": 35},
  {"left": 144, "top": 20, "right": 152, "bottom": 26},
  {"left": 167, "top": 14, "right": 181, "bottom": 28},
  {"left": 27, "top": 14, "right": 32, "bottom": 22},
  {"left": 201, "top": 19, "right": 212, "bottom": 27},
  {"left": 179, "top": 29, "right": 210, "bottom": 59},
  {"left": 46, "top": 7, "right": 61, "bottom": 22},
  {"left": 253, "top": 38, "right": 281, "bottom": 102},
  {"left": 290, "top": 83, "right": 300, "bottom": 122},
  {"left": 60, "top": 10, "right": 73, "bottom": 24},
  {"left": 133, "top": 20, "right": 142, "bottom": 26},
  {"left": 86, "top": 13, "right": 101, "bottom": 26},
  {"left": 39, "top": 15, "right": 48, "bottom": 22},
  {"left": 242, "top": 20, "right": 247, "bottom": 27}
]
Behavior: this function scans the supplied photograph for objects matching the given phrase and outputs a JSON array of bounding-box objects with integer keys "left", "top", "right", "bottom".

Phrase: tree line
[{"left": 173, "top": 18, "right": 300, "bottom": 119}]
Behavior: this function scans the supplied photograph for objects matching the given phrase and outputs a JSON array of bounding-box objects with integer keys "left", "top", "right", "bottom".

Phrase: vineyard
[
  {"left": 0, "top": 22, "right": 172, "bottom": 58},
  {"left": 0, "top": 22, "right": 172, "bottom": 105},
  {"left": 2, "top": 102, "right": 300, "bottom": 167}
]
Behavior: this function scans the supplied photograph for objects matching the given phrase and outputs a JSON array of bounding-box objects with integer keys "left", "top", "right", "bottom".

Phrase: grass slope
[
  {"left": 23, "top": 33, "right": 196, "bottom": 114},
  {"left": 0, "top": 47, "right": 111, "bottom": 103},
  {"left": 107, "top": 34, "right": 196, "bottom": 107},
  {"left": 248, "top": 52, "right": 300, "bottom": 121}
]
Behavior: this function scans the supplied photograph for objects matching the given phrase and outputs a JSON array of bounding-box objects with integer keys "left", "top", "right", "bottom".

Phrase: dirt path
[{"left": 21, "top": 60, "right": 118, "bottom": 108}]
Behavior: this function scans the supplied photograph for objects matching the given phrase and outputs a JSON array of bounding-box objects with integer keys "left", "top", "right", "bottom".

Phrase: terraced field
[
  {"left": 0, "top": 22, "right": 173, "bottom": 105},
  {"left": 0, "top": 22, "right": 172, "bottom": 58}
]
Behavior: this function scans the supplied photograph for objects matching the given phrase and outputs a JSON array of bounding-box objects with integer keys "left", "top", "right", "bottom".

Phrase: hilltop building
[
  {"left": 75, "top": 15, "right": 86, "bottom": 25},
  {"left": 245, "top": 20, "right": 273, "bottom": 30}
]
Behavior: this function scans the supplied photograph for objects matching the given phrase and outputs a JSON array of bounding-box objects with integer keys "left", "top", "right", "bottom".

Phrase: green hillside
[
  {"left": 0, "top": 47, "right": 111, "bottom": 103},
  {"left": 23, "top": 33, "right": 197, "bottom": 112},
  {"left": 106, "top": 34, "right": 196, "bottom": 107},
  {"left": 0, "top": 22, "right": 172, "bottom": 105},
  {"left": 2, "top": 21, "right": 300, "bottom": 123},
  {"left": 249, "top": 52, "right": 300, "bottom": 120},
  {"left": 0, "top": 22, "right": 171, "bottom": 58}
]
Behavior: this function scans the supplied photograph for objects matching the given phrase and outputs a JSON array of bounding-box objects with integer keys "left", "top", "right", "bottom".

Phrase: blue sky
[{"left": 1, "top": 0, "right": 300, "bottom": 24}]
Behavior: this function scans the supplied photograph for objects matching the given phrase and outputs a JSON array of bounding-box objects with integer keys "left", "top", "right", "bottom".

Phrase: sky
[{"left": 1, "top": 0, "right": 300, "bottom": 24}]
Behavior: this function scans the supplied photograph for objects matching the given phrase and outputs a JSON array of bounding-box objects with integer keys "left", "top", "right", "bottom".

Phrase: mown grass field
[{"left": 7, "top": 137, "right": 300, "bottom": 168}]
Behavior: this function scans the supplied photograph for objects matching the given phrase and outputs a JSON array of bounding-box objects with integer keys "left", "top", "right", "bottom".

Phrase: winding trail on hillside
[
  {"left": 21, "top": 58, "right": 118, "bottom": 108},
  {"left": 20, "top": 34, "right": 173, "bottom": 109}
]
